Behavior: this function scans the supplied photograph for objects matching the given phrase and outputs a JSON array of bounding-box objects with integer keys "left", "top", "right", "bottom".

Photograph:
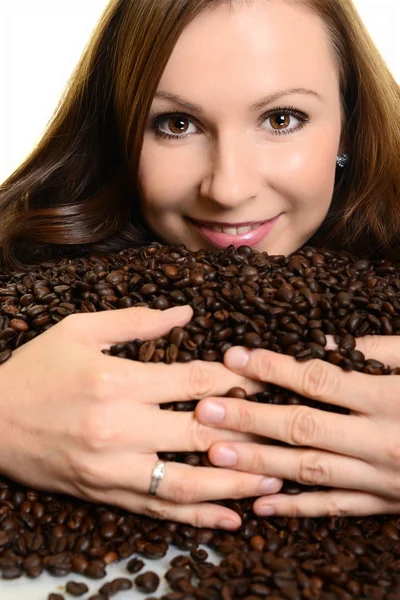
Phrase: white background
[
  {"left": 0, "top": 1, "right": 398, "bottom": 597},
  {"left": 0, "top": 0, "right": 399, "bottom": 184}
]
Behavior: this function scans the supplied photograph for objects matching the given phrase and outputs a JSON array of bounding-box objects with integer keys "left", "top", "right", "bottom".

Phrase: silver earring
[{"left": 336, "top": 153, "right": 350, "bottom": 168}]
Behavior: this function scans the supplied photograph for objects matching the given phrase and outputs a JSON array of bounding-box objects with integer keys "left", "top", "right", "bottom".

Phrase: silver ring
[{"left": 149, "top": 459, "right": 166, "bottom": 497}]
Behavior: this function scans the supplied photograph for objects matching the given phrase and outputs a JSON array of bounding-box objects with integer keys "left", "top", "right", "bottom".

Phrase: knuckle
[
  {"left": 68, "top": 452, "right": 107, "bottom": 491},
  {"left": 298, "top": 451, "right": 329, "bottom": 486},
  {"left": 191, "top": 421, "right": 215, "bottom": 452},
  {"left": 142, "top": 499, "right": 170, "bottom": 521},
  {"left": 248, "top": 449, "right": 267, "bottom": 474},
  {"left": 386, "top": 473, "right": 400, "bottom": 498},
  {"left": 235, "top": 403, "right": 254, "bottom": 433},
  {"left": 288, "top": 407, "right": 317, "bottom": 446},
  {"left": 86, "top": 369, "right": 112, "bottom": 404},
  {"left": 191, "top": 507, "right": 214, "bottom": 529},
  {"left": 169, "top": 477, "right": 196, "bottom": 504},
  {"left": 386, "top": 441, "right": 400, "bottom": 467},
  {"left": 230, "top": 474, "right": 255, "bottom": 499},
  {"left": 286, "top": 503, "right": 302, "bottom": 518},
  {"left": 300, "top": 360, "right": 336, "bottom": 400},
  {"left": 188, "top": 361, "right": 214, "bottom": 398},
  {"left": 80, "top": 405, "right": 115, "bottom": 452},
  {"left": 326, "top": 496, "right": 350, "bottom": 517}
]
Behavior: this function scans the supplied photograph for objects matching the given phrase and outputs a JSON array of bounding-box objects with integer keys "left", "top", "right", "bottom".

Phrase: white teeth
[
  {"left": 207, "top": 224, "right": 259, "bottom": 235},
  {"left": 223, "top": 227, "right": 243, "bottom": 235}
]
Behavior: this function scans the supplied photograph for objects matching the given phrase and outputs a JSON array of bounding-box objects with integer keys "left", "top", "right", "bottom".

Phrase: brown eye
[
  {"left": 167, "top": 117, "right": 190, "bottom": 135},
  {"left": 269, "top": 114, "right": 291, "bottom": 130}
]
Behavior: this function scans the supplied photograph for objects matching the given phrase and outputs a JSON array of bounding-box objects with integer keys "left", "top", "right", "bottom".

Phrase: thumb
[
  {"left": 67, "top": 305, "right": 193, "bottom": 349},
  {"left": 354, "top": 335, "right": 400, "bottom": 369},
  {"left": 325, "top": 334, "right": 400, "bottom": 370}
]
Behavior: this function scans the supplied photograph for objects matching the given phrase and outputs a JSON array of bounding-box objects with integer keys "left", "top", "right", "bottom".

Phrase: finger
[
  {"left": 252, "top": 489, "right": 400, "bottom": 518},
  {"left": 102, "top": 357, "right": 264, "bottom": 404},
  {"left": 87, "top": 453, "right": 282, "bottom": 504},
  {"left": 197, "top": 398, "right": 381, "bottom": 461},
  {"left": 153, "top": 413, "right": 266, "bottom": 451},
  {"left": 62, "top": 305, "right": 193, "bottom": 348},
  {"left": 209, "top": 442, "right": 382, "bottom": 494},
  {"left": 93, "top": 487, "right": 243, "bottom": 530},
  {"left": 326, "top": 334, "right": 400, "bottom": 369},
  {"left": 355, "top": 335, "right": 400, "bottom": 369},
  {"left": 223, "top": 346, "right": 380, "bottom": 413},
  {"left": 94, "top": 403, "right": 261, "bottom": 451}
]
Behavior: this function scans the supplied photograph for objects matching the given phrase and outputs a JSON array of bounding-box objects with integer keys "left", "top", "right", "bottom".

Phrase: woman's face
[{"left": 137, "top": 0, "right": 344, "bottom": 256}]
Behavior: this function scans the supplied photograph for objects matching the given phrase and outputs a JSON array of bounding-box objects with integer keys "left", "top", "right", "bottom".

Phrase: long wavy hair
[{"left": 0, "top": 0, "right": 399, "bottom": 271}]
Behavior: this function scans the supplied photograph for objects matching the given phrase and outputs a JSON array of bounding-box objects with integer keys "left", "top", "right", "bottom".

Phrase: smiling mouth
[{"left": 187, "top": 218, "right": 269, "bottom": 235}]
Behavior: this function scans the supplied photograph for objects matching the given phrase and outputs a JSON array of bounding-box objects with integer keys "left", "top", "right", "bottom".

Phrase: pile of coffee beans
[{"left": 1, "top": 242, "right": 400, "bottom": 599}]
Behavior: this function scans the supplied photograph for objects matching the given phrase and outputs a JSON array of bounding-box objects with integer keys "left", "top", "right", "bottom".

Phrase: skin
[
  {"left": 0, "top": 305, "right": 283, "bottom": 530},
  {"left": 138, "top": 0, "right": 400, "bottom": 519},
  {"left": 197, "top": 340, "right": 400, "bottom": 518},
  {"left": 3, "top": 0, "right": 394, "bottom": 529},
  {"left": 138, "top": 0, "right": 345, "bottom": 256}
]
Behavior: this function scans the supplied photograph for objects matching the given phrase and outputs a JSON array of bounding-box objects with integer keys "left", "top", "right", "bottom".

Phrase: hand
[
  {"left": 0, "top": 305, "right": 281, "bottom": 530},
  {"left": 195, "top": 336, "right": 400, "bottom": 518}
]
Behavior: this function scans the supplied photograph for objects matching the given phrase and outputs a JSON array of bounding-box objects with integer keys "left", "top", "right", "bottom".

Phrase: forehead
[{"left": 157, "top": 0, "right": 339, "bottom": 102}]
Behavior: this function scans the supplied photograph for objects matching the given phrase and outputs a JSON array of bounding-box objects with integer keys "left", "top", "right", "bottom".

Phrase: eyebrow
[{"left": 153, "top": 87, "right": 322, "bottom": 114}]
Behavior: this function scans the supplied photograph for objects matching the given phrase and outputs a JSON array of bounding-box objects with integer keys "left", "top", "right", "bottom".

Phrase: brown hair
[{"left": 0, "top": 0, "right": 399, "bottom": 271}]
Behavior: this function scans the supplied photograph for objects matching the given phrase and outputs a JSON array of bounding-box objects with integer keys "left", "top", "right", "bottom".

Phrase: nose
[{"left": 200, "top": 133, "right": 259, "bottom": 208}]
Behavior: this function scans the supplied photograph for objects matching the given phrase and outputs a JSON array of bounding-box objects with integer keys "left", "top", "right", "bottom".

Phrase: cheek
[
  {"left": 275, "top": 137, "right": 337, "bottom": 209},
  {"left": 137, "top": 142, "right": 193, "bottom": 212}
]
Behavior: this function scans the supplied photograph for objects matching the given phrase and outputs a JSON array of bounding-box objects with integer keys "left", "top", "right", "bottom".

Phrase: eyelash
[{"left": 151, "top": 105, "right": 310, "bottom": 140}]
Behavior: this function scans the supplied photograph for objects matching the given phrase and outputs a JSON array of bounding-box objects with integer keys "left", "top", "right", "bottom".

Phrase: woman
[{"left": 0, "top": 0, "right": 399, "bottom": 528}]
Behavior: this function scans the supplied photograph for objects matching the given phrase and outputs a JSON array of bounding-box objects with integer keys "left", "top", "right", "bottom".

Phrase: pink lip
[{"left": 188, "top": 214, "right": 282, "bottom": 249}]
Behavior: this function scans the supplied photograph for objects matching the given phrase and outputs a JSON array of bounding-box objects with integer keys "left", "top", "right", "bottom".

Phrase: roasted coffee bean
[
  {"left": 170, "top": 555, "right": 191, "bottom": 568},
  {"left": 191, "top": 548, "right": 208, "bottom": 562},
  {"left": 135, "top": 571, "right": 160, "bottom": 593},
  {"left": 65, "top": 581, "right": 89, "bottom": 596},
  {"left": 310, "top": 329, "right": 326, "bottom": 346},
  {"left": 127, "top": 556, "right": 145, "bottom": 573},
  {"left": 250, "top": 535, "right": 266, "bottom": 551},
  {"left": 71, "top": 555, "right": 88, "bottom": 574},
  {"left": 2, "top": 566, "right": 22, "bottom": 579},
  {"left": 2, "top": 244, "right": 400, "bottom": 598},
  {"left": 166, "top": 566, "right": 192, "bottom": 583},
  {"left": 0, "top": 531, "right": 9, "bottom": 547},
  {"left": 112, "top": 577, "right": 132, "bottom": 590},
  {"left": 243, "top": 332, "right": 262, "bottom": 347},
  {"left": 0, "top": 349, "right": 12, "bottom": 364},
  {"left": 85, "top": 562, "right": 106, "bottom": 579},
  {"left": 138, "top": 340, "right": 156, "bottom": 362},
  {"left": 339, "top": 333, "right": 356, "bottom": 350},
  {"left": 227, "top": 387, "right": 247, "bottom": 399},
  {"left": 99, "top": 522, "right": 117, "bottom": 539},
  {"left": 99, "top": 579, "right": 122, "bottom": 596}
]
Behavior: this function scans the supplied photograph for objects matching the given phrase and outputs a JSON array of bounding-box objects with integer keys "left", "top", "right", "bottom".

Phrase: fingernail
[
  {"left": 200, "top": 401, "right": 225, "bottom": 424},
  {"left": 324, "top": 335, "right": 338, "bottom": 350},
  {"left": 216, "top": 519, "right": 240, "bottom": 530},
  {"left": 225, "top": 347, "right": 250, "bottom": 369},
  {"left": 214, "top": 446, "right": 237, "bottom": 466},
  {"left": 259, "top": 477, "right": 280, "bottom": 494},
  {"left": 256, "top": 504, "right": 276, "bottom": 516}
]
